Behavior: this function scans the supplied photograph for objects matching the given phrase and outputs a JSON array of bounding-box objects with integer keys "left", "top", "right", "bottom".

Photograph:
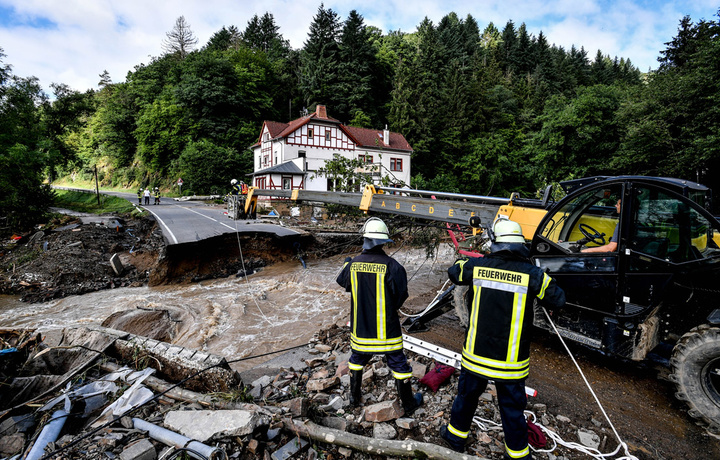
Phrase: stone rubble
[{"left": 0, "top": 323, "right": 618, "bottom": 460}]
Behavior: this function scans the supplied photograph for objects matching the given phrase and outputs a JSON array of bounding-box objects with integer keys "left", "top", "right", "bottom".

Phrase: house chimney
[
  {"left": 316, "top": 105, "right": 327, "bottom": 118},
  {"left": 383, "top": 125, "right": 390, "bottom": 145}
]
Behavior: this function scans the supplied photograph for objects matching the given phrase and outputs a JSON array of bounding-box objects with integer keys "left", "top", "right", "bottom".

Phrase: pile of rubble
[
  {"left": 0, "top": 325, "right": 620, "bottom": 460},
  {"left": 0, "top": 216, "right": 164, "bottom": 303}
]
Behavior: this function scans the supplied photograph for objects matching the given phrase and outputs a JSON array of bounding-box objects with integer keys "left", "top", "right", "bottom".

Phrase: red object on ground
[
  {"left": 419, "top": 363, "right": 456, "bottom": 392},
  {"left": 527, "top": 419, "right": 547, "bottom": 448}
]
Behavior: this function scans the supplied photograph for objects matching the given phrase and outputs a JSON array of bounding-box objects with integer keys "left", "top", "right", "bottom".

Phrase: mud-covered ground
[
  {"left": 0, "top": 213, "right": 365, "bottom": 303},
  {"left": 1, "top": 213, "right": 719, "bottom": 458},
  {"left": 404, "top": 290, "right": 720, "bottom": 460},
  {"left": 0, "top": 215, "right": 165, "bottom": 302}
]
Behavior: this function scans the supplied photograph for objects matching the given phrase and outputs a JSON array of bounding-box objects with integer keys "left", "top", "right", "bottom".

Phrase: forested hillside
[{"left": 2, "top": 6, "right": 720, "bottom": 230}]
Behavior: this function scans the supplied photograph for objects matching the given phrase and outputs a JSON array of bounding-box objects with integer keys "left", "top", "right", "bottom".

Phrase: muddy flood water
[{"left": 0, "top": 247, "right": 453, "bottom": 372}]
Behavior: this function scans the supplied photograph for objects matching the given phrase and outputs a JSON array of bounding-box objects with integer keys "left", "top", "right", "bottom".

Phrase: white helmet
[
  {"left": 493, "top": 218, "right": 525, "bottom": 243},
  {"left": 231, "top": 179, "right": 238, "bottom": 185},
  {"left": 362, "top": 217, "right": 390, "bottom": 240}
]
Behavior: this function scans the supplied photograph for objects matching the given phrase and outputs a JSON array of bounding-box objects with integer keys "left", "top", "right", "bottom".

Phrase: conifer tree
[
  {"left": 299, "top": 4, "right": 341, "bottom": 109},
  {"left": 336, "top": 10, "right": 379, "bottom": 123}
]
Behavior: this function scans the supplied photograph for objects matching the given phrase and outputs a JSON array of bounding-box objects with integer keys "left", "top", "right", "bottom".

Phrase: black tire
[
  {"left": 452, "top": 285, "right": 470, "bottom": 328},
  {"left": 670, "top": 325, "right": 720, "bottom": 432}
]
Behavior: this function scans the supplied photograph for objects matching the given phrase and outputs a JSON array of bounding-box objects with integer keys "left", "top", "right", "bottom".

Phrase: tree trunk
[{"left": 281, "top": 418, "right": 480, "bottom": 460}]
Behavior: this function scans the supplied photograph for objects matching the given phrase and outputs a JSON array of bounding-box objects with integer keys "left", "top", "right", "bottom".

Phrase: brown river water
[{"left": 0, "top": 247, "right": 454, "bottom": 372}]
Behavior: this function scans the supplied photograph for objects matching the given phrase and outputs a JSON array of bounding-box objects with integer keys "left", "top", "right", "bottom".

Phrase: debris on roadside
[{"left": 0, "top": 324, "right": 620, "bottom": 460}]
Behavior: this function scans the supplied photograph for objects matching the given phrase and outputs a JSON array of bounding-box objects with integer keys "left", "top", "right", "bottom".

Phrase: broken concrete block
[
  {"left": 271, "top": 437, "right": 308, "bottom": 460},
  {"left": 310, "top": 368, "right": 330, "bottom": 380},
  {"left": 119, "top": 438, "right": 156, "bottom": 460},
  {"left": 372, "top": 423, "right": 397, "bottom": 440},
  {"left": 410, "top": 361, "right": 427, "bottom": 379},
  {"left": 319, "top": 395, "right": 345, "bottom": 412},
  {"left": 304, "top": 357, "right": 325, "bottom": 367},
  {"left": 163, "top": 410, "right": 270, "bottom": 443},
  {"left": 305, "top": 376, "right": 339, "bottom": 392},
  {"left": 362, "top": 368, "right": 374, "bottom": 382},
  {"left": 320, "top": 416, "right": 347, "bottom": 431},
  {"left": 250, "top": 375, "right": 273, "bottom": 399},
  {"left": 247, "top": 438, "right": 260, "bottom": 454},
  {"left": 280, "top": 397, "right": 308, "bottom": 417},
  {"left": 578, "top": 428, "right": 601, "bottom": 449},
  {"left": 314, "top": 344, "right": 331, "bottom": 353},
  {"left": 338, "top": 446, "right": 352, "bottom": 457},
  {"left": 334, "top": 360, "right": 349, "bottom": 377},
  {"left": 110, "top": 253, "right": 124, "bottom": 275},
  {"left": 395, "top": 418, "right": 417, "bottom": 430},
  {"left": 0, "top": 433, "right": 25, "bottom": 456},
  {"left": 363, "top": 400, "right": 404, "bottom": 422}
]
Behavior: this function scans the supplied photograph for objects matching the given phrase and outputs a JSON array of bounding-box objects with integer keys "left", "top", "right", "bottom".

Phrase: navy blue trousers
[
  {"left": 446, "top": 368, "right": 531, "bottom": 459},
  {"left": 349, "top": 350, "right": 413, "bottom": 379}
]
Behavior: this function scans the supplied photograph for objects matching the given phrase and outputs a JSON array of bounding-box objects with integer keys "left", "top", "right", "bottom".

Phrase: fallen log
[{"left": 281, "top": 418, "right": 482, "bottom": 460}]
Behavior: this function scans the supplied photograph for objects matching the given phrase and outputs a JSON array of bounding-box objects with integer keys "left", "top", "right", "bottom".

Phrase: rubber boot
[
  {"left": 349, "top": 369, "right": 363, "bottom": 407},
  {"left": 395, "top": 378, "right": 423, "bottom": 415},
  {"left": 440, "top": 425, "right": 465, "bottom": 453}
]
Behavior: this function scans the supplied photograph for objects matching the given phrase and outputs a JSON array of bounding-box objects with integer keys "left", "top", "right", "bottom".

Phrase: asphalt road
[{"left": 62, "top": 188, "right": 301, "bottom": 245}]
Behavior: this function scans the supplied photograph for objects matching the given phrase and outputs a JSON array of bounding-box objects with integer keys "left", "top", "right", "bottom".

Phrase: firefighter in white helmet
[
  {"left": 228, "top": 179, "right": 240, "bottom": 197},
  {"left": 442, "top": 218, "right": 565, "bottom": 457},
  {"left": 336, "top": 217, "right": 423, "bottom": 414}
]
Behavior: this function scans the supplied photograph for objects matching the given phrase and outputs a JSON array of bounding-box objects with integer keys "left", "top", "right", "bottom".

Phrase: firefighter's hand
[{"left": 569, "top": 243, "right": 582, "bottom": 253}]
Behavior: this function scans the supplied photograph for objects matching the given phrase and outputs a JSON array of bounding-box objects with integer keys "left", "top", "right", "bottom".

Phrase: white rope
[
  {"left": 468, "top": 307, "right": 639, "bottom": 460},
  {"left": 399, "top": 279, "right": 451, "bottom": 318},
  {"left": 233, "top": 216, "right": 271, "bottom": 324},
  {"left": 537, "top": 306, "right": 639, "bottom": 460}
]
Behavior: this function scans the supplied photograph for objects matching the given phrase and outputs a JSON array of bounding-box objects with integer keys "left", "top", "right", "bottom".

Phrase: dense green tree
[
  {"left": 173, "top": 139, "right": 244, "bottom": 195},
  {"left": 336, "top": 10, "right": 378, "bottom": 122},
  {"left": 90, "top": 82, "right": 137, "bottom": 168},
  {"left": 41, "top": 83, "right": 96, "bottom": 178},
  {"left": 529, "top": 84, "right": 625, "bottom": 183},
  {"left": 205, "top": 27, "right": 237, "bottom": 52},
  {"left": 0, "top": 50, "right": 53, "bottom": 231},
  {"left": 299, "top": 4, "right": 341, "bottom": 109},
  {"left": 242, "top": 13, "right": 291, "bottom": 61}
]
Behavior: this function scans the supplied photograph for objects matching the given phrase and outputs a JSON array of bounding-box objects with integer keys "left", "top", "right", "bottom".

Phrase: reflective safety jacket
[
  {"left": 336, "top": 247, "right": 409, "bottom": 354},
  {"left": 448, "top": 243, "right": 565, "bottom": 381}
]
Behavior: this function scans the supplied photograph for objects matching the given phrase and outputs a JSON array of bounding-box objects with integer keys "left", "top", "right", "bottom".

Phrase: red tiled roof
[{"left": 344, "top": 126, "right": 412, "bottom": 152}]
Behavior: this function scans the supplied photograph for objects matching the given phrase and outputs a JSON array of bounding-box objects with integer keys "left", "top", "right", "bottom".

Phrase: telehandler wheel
[
  {"left": 670, "top": 324, "right": 720, "bottom": 432},
  {"left": 452, "top": 285, "right": 470, "bottom": 328}
]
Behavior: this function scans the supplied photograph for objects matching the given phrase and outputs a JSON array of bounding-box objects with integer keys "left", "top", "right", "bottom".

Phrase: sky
[{"left": 0, "top": 0, "right": 718, "bottom": 96}]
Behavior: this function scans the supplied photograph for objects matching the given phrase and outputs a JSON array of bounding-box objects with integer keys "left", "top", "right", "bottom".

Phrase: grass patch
[{"left": 53, "top": 190, "right": 137, "bottom": 215}]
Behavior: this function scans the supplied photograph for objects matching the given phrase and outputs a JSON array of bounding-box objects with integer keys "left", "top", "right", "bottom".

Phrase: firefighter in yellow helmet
[
  {"left": 441, "top": 218, "right": 565, "bottom": 458},
  {"left": 336, "top": 217, "right": 423, "bottom": 414}
]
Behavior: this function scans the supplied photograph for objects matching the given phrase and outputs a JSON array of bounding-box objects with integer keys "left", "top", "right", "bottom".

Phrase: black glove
[{"left": 569, "top": 244, "right": 581, "bottom": 253}]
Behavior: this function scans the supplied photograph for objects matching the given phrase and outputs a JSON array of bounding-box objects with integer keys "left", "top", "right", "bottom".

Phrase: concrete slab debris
[{"left": 163, "top": 410, "right": 270, "bottom": 443}]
